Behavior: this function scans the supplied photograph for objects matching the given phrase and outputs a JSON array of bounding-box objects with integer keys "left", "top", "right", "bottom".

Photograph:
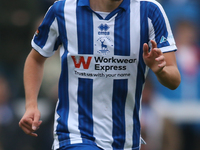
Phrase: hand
[
  {"left": 143, "top": 40, "right": 166, "bottom": 74},
  {"left": 19, "top": 107, "right": 42, "bottom": 137}
]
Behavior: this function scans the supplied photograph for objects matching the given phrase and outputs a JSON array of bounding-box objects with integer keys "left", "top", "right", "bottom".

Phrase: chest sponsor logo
[{"left": 71, "top": 56, "right": 137, "bottom": 78}]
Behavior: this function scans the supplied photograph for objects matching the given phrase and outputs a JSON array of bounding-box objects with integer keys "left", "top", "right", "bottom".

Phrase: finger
[
  {"left": 19, "top": 118, "right": 33, "bottom": 129},
  {"left": 151, "top": 40, "right": 157, "bottom": 49},
  {"left": 20, "top": 118, "right": 42, "bottom": 131},
  {"left": 32, "top": 113, "right": 41, "bottom": 131},
  {"left": 153, "top": 48, "right": 163, "bottom": 57},
  {"left": 158, "top": 60, "right": 166, "bottom": 68},
  {"left": 19, "top": 118, "right": 34, "bottom": 132},
  {"left": 155, "top": 55, "right": 165, "bottom": 62},
  {"left": 24, "top": 127, "right": 38, "bottom": 137},
  {"left": 155, "top": 55, "right": 166, "bottom": 68},
  {"left": 29, "top": 132, "right": 38, "bottom": 137},
  {"left": 19, "top": 123, "right": 38, "bottom": 137},
  {"left": 19, "top": 120, "right": 32, "bottom": 131},
  {"left": 143, "top": 43, "right": 149, "bottom": 56}
]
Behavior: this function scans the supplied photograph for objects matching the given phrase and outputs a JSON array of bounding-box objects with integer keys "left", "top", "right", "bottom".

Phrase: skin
[
  {"left": 143, "top": 40, "right": 181, "bottom": 90},
  {"left": 19, "top": 0, "right": 181, "bottom": 137},
  {"left": 19, "top": 50, "right": 46, "bottom": 137},
  {"left": 90, "top": 0, "right": 123, "bottom": 12}
]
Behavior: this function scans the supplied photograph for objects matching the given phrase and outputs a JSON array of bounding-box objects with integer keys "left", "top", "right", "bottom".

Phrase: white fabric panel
[{"left": 64, "top": 0, "right": 82, "bottom": 144}]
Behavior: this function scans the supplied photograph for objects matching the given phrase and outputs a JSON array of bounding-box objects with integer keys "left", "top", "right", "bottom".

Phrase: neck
[{"left": 90, "top": 0, "right": 123, "bottom": 12}]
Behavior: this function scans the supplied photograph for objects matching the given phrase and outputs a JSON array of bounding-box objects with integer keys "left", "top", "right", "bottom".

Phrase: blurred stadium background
[{"left": 0, "top": 0, "right": 200, "bottom": 150}]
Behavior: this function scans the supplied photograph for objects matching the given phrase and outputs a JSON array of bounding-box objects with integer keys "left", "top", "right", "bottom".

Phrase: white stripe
[
  {"left": 124, "top": 0, "right": 141, "bottom": 149},
  {"left": 93, "top": 78, "right": 114, "bottom": 149},
  {"left": 160, "top": 45, "right": 177, "bottom": 53},
  {"left": 93, "top": 13, "right": 117, "bottom": 56},
  {"left": 53, "top": 100, "right": 60, "bottom": 150},
  {"left": 65, "top": 0, "right": 78, "bottom": 55},
  {"left": 59, "top": 45, "right": 65, "bottom": 58},
  {"left": 92, "top": 14, "right": 115, "bottom": 149},
  {"left": 93, "top": 79, "right": 113, "bottom": 149},
  {"left": 68, "top": 55, "right": 82, "bottom": 144},
  {"left": 148, "top": 17, "right": 155, "bottom": 49},
  {"left": 65, "top": 0, "right": 82, "bottom": 144}
]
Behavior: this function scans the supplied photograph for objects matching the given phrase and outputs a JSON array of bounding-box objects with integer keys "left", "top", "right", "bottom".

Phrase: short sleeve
[
  {"left": 31, "top": 3, "right": 59, "bottom": 57},
  {"left": 147, "top": 1, "right": 177, "bottom": 53}
]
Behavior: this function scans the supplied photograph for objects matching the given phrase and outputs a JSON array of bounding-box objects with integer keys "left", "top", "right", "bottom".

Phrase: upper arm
[{"left": 27, "top": 49, "right": 47, "bottom": 65}]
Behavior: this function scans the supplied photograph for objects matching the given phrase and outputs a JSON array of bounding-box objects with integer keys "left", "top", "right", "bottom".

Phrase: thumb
[{"left": 32, "top": 113, "right": 41, "bottom": 130}]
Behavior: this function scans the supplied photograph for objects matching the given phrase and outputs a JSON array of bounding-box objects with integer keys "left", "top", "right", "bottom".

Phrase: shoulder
[
  {"left": 137, "top": 0, "right": 161, "bottom": 5},
  {"left": 49, "top": 0, "right": 66, "bottom": 15},
  {"left": 137, "top": 0, "right": 166, "bottom": 18},
  {"left": 138, "top": 0, "right": 163, "bottom": 11},
  {"left": 52, "top": 0, "right": 66, "bottom": 8},
  {"left": 54, "top": 0, "right": 66, "bottom": 5}
]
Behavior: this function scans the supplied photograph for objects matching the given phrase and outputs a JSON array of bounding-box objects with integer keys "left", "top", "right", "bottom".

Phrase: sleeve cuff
[
  {"left": 160, "top": 45, "right": 177, "bottom": 53},
  {"left": 31, "top": 40, "right": 55, "bottom": 57}
]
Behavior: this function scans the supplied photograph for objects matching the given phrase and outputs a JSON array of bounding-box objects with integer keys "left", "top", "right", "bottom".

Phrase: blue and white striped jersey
[{"left": 32, "top": 0, "right": 176, "bottom": 149}]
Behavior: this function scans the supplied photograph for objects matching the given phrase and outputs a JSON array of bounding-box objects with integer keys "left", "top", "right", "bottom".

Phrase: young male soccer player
[{"left": 19, "top": 0, "right": 181, "bottom": 149}]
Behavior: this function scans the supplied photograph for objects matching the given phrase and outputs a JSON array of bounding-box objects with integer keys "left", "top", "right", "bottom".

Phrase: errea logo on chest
[
  {"left": 98, "top": 24, "right": 110, "bottom": 35},
  {"left": 96, "top": 23, "right": 112, "bottom": 55}
]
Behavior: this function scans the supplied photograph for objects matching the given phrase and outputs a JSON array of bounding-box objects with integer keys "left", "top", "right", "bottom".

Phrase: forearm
[
  {"left": 24, "top": 50, "right": 46, "bottom": 109},
  {"left": 155, "top": 65, "right": 181, "bottom": 90}
]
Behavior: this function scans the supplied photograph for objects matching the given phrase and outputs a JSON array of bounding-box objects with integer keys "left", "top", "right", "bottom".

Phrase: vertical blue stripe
[
  {"left": 76, "top": 4, "right": 93, "bottom": 54},
  {"left": 132, "top": 1, "right": 149, "bottom": 148},
  {"left": 77, "top": 78, "right": 95, "bottom": 142},
  {"left": 34, "top": 5, "right": 55, "bottom": 48},
  {"left": 58, "top": 51, "right": 70, "bottom": 147},
  {"left": 114, "top": 7, "right": 130, "bottom": 56},
  {"left": 112, "top": 79, "right": 128, "bottom": 149},
  {"left": 54, "top": 1, "right": 68, "bottom": 50},
  {"left": 55, "top": 0, "right": 70, "bottom": 147},
  {"left": 148, "top": 2, "right": 169, "bottom": 48}
]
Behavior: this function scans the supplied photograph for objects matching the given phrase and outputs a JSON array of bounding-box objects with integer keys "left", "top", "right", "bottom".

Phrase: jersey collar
[{"left": 78, "top": 0, "right": 129, "bottom": 12}]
